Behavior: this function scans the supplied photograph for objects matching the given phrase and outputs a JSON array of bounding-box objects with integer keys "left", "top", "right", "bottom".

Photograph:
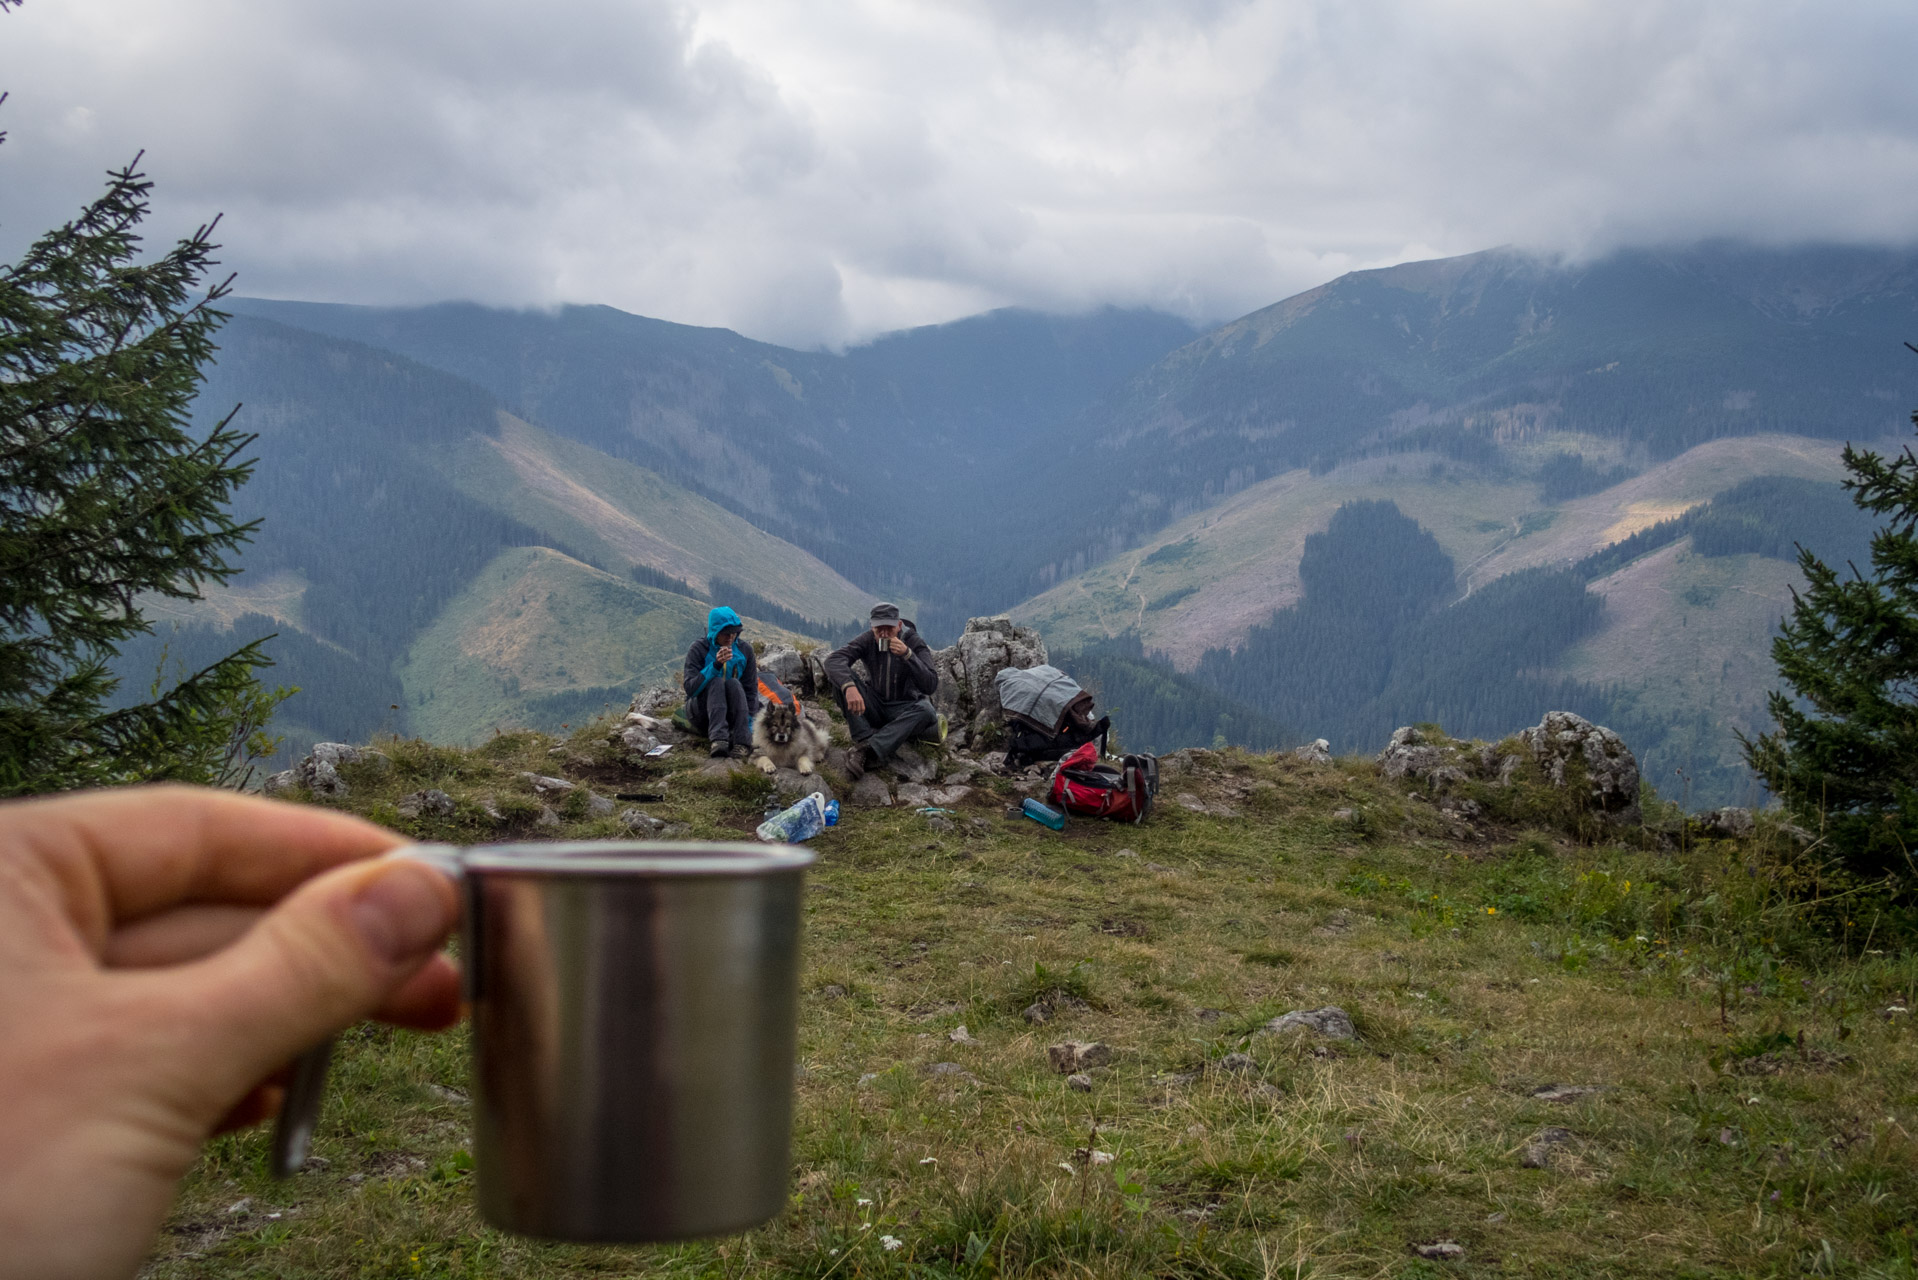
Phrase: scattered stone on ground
[
  {"left": 1145, "top": 862, "right": 1177, "bottom": 874},
  {"left": 1218, "top": 1052, "right": 1257, "bottom": 1074},
  {"left": 425, "top": 1084, "right": 469, "bottom": 1104},
  {"left": 888, "top": 744, "right": 938, "bottom": 784},
  {"left": 897, "top": 782, "right": 933, "bottom": 806},
  {"left": 926, "top": 814, "right": 955, "bottom": 833},
  {"left": 1115, "top": 848, "right": 1140, "bottom": 860},
  {"left": 1313, "top": 910, "right": 1356, "bottom": 936},
  {"left": 1261, "top": 1006, "right": 1356, "bottom": 1041},
  {"left": 850, "top": 774, "right": 893, "bottom": 807},
  {"left": 1529, "top": 1083, "right": 1607, "bottom": 1102},
  {"left": 1046, "top": 1041, "right": 1113, "bottom": 1073},
  {"left": 818, "top": 984, "right": 848, "bottom": 1000},
  {"left": 518, "top": 772, "right": 575, "bottom": 797},
  {"left": 922, "top": 1062, "right": 977, "bottom": 1082},
  {"left": 1066, "top": 1072, "right": 1093, "bottom": 1092},
  {"left": 1331, "top": 807, "right": 1357, "bottom": 822},
  {"left": 1194, "top": 1008, "right": 1223, "bottom": 1023},
  {"left": 948, "top": 1025, "right": 978, "bottom": 1044},
  {"left": 773, "top": 767, "right": 834, "bottom": 803},
  {"left": 1521, "top": 1126, "right": 1576, "bottom": 1168},
  {"left": 1376, "top": 726, "right": 1473, "bottom": 791},
  {"left": 535, "top": 806, "right": 561, "bottom": 829},
  {"left": 584, "top": 790, "right": 615, "bottom": 817},
  {"left": 931, "top": 785, "right": 973, "bottom": 805},
  {"left": 1411, "top": 1240, "right": 1465, "bottom": 1261},
  {"left": 620, "top": 809, "right": 667, "bottom": 835},
  {"left": 395, "top": 789, "right": 454, "bottom": 819}
]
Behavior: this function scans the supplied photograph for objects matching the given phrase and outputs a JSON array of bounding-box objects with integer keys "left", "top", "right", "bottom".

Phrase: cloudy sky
[{"left": 3, "top": 0, "right": 1915, "bottom": 348}]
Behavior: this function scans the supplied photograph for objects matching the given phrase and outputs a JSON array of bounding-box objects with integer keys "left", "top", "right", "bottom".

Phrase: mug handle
[{"left": 269, "top": 844, "right": 466, "bottom": 1178}]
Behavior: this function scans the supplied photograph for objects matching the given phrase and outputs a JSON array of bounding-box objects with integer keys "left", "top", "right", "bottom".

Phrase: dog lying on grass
[{"left": 751, "top": 676, "right": 828, "bottom": 776}]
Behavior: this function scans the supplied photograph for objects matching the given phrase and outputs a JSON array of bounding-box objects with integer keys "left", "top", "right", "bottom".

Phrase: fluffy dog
[{"left": 752, "top": 697, "right": 829, "bottom": 775}]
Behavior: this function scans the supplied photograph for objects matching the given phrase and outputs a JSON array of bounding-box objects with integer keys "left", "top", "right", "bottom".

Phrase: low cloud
[{"left": 3, "top": 0, "right": 1914, "bottom": 348}]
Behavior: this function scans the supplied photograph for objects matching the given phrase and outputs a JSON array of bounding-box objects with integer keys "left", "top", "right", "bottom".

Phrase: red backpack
[{"left": 1048, "top": 742, "right": 1159, "bottom": 823}]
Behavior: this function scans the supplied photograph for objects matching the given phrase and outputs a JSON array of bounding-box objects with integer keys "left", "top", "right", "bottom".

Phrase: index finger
[{"left": 2, "top": 784, "right": 405, "bottom": 947}]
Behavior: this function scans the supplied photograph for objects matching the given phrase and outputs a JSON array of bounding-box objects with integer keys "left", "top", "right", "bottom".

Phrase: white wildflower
[{"left": 880, "top": 1235, "right": 903, "bottom": 1252}]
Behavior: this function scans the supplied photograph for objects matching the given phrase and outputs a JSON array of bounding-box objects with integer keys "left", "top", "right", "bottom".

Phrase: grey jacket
[{"left": 824, "top": 621, "right": 938, "bottom": 704}]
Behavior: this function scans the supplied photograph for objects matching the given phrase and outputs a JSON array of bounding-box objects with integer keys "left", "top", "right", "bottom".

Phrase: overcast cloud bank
[{"left": 3, "top": 0, "right": 1916, "bottom": 348}]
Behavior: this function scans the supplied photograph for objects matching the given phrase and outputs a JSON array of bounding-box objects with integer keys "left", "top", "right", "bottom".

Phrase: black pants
[
  {"left": 686, "top": 677, "right": 752, "bottom": 746},
  {"left": 838, "top": 675, "right": 938, "bottom": 763}
]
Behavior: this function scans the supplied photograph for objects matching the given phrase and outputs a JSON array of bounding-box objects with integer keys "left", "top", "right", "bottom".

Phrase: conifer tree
[
  {"left": 0, "top": 140, "right": 287, "bottom": 794},
  {"left": 1744, "top": 408, "right": 1918, "bottom": 878}
]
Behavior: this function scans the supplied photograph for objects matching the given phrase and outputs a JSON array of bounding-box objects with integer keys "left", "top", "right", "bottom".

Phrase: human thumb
[{"left": 170, "top": 856, "right": 459, "bottom": 1110}]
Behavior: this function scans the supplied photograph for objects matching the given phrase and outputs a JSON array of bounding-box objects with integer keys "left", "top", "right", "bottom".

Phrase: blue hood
[{"left": 706, "top": 606, "right": 743, "bottom": 643}]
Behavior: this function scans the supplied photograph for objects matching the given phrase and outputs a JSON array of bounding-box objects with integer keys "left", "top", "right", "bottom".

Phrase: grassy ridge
[{"left": 149, "top": 728, "right": 1918, "bottom": 1278}]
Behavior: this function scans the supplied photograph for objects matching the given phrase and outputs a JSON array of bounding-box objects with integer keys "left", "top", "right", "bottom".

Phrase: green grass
[{"left": 148, "top": 726, "right": 1918, "bottom": 1278}]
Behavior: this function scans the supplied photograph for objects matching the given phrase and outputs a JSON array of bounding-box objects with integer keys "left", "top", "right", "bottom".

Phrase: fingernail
[{"left": 348, "top": 862, "right": 456, "bottom": 964}]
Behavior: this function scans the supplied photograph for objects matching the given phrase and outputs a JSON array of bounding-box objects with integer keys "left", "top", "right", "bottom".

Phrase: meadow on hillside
[{"left": 147, "top": 722, "right": 1917, "bottom": 1280}]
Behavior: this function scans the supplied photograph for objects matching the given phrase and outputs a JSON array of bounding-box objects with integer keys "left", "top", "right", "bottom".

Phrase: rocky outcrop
[
  {"left": 929, "top": 616, "right": 1047, "bottom": 748},
  {"left": 756, "top": 644, "right": 830, "bottom": 698},
  {"left": 1376, "top": 726, "right": 1475, "bottom": 790},
  {"left": 1260, "top": 1006, "right": 1356, "bottom": 1041},
  {"left": 263, "top": 742, "right": 389, "bottom": 800},
  {"left": 1518, "top": 711, "right": 1640, "bottom": 825},
  {"left": 1293, "top": 738, "right": 1332, "bottom": 765}
]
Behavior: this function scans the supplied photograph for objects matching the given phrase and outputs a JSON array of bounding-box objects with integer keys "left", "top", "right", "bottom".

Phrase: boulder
[
  {"left": 849, "top": 774, "right": 893, "bottom": 807},
  {"left": 518, "top": 772, "right": 576, "bottom": 797},
  {"left": 1260, "top": 1006, "right": 1356, "bottom": 1041},
  {"left": 288, "top": 742, "right": 374, "bottom": 799},
  {"left": 772, "top": 768, "right": 835, "bottom": 804},
  {"left": 620, "top": 809, "right": 667, "bottom": 835},
  {"left": 1701, "top": 806, "right": 1755, "bottom": 838},
  {"left": 1293, "top": 738, "right": 1333, "bottom": 765},
  {"left": 584, "top": 791, "right": 616, "bottom": 817},
  {"left": 929, "top": 616, "right": 1048, "bottom": 741},
  {"left": 612, "top": 724, "right": 659, "bottom": 753},
  {"left": 896, "top": 782, "right": 934, "bottom": 806},
  {"left": 262, "top": 769, "right": 300, "bottom": 797},
  {"left": 630, "top": 686, "right": 683, "bottom": 718},
  {"left": 1375, "top": 727, "right": 1471, "bottom": 790},
  {"left": 1518, "top": 711, "right": 1641, "bottom": 825},
  {"left": 887, "top": 743, "right": 938, "bottom": 783}
]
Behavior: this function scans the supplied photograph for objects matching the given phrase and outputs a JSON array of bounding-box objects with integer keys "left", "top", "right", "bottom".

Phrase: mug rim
[{"left": 454, "top": 840, "right": 816, "bottom": 876}]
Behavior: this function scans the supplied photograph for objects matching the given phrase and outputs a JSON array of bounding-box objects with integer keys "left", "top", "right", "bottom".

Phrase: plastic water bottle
[
  {"left": 824, "top": 799, "right": 840, "bottom": 827},
  {"left": 1021, "top": 797, "right": 1066, "bottom": 830},
  {"left": 756, "top": 792, "right": 831, "bottom": 843}
]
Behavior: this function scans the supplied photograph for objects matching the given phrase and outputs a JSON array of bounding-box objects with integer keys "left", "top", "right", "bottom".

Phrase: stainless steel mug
[{"left": 271, "top": 840, "right": 815, "bottom": 1243}]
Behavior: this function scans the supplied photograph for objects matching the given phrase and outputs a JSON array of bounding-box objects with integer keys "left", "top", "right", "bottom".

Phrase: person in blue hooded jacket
[{"left": 683, "top": 606, "right": 759, "bottom": 758}]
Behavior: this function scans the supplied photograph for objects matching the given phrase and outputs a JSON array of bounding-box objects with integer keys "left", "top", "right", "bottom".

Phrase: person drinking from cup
[
  {"left": 824, "top": 602, "right": 941, "bottom": 780},
  {"left": 683, "top": 606, "right": 759, "bottom": 759}
]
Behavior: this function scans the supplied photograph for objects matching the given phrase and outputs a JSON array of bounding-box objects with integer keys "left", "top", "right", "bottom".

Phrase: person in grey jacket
[{"left": 823, "top": 602, "right": 940, "bottom": 779}]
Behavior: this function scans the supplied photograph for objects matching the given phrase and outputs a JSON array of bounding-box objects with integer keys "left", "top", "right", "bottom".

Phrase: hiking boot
[
  {"left": 843, "top": 745, "right": 867, "bottom": 781},
  {"left": 709, "top": 740, "right": 731, "bottom": 759}
]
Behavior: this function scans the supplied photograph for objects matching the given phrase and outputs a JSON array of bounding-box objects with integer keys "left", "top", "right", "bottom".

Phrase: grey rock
[
  {"left": 773, "top": 768, "right": 835, "bottom": 803},
  {"left": 518, "top": 772, "right": 576, "bottom": 797},
  {"left": 1194, "top": 1007, "right": 1223, "bottom": 1023},
  {"left": 1412, "top": 1240, "right": 1464, "bottom": 1261},
  {"left": 896, "top": 781, "right": 934, "bottom": 806},
  {"left": 1331, "top": 807, "right": 1357, "bottom": 822},
  {"left": 630, "top": 686, "right": 683, "bottom": 717},
  {"left": 1529, "top": 1083, "right": 1606, "bottom": 1102},
  {"left": 1114, "top": 848, "right": 1140, "bottom": 860},
  {"left": 818, "top": 984, "right": 848, "bottom": 1000},
  {"left": 584, "top": 791, "right": 616, "bottom": 817},
  {"left": 426, "top": 1084, "right": 469, "bottom": 1104},
  {"left": 1293, "top": 738, "right": 1333, "bottom": 765},
  {"left": 1261, "top": 1006, "right": 1356, "bottom": 1041},
  {"left": 262, "top": 769, "right": 300, "bottom": 797},
  {"left": 619, "top": 809, "right": 667, "bottom": 835},
  {"left": 1022, "top": 1001, "right": 1052, "bottom": 1025},
  {"left": 929, "top": 615, "right": 1049, "bottom": 740},
  {"left": 310, "top": 742, "right": 364, "bottom": 769},
  {"left": 1145, "top": 862, "right": 1177, "bottom": 874},
  {"left": 396, "top": 789, "right": 455, "bottom": 819},
  {"left": 1376, "top": 726, "right": 1470, "bottom": 790},
  {"left": 1702, "top": 806, "right": 1756, "bottom": 838},
  {"left": 226, "top": 1197, "right": 253, "bottom": 1216},
  {"left": 1219, "top": 1052, "right": 1257, "bottom": 1075},
  {"left": 930, "top": 785, "right": 973, "bottom": 805},
  {"left": 1066, "top": 1072, "right": 1094, "bottom": 1092},
  {"left": 696, "top": 756, "right": 749, "bottom": 778},
  {"left": 306, "top": 758, "right": 346, "bottom": 799},
  {"left": 757, "top": 644, "right": 808, "bottom": 690},
  {"left": 926, "top": 815, "right": 956, "bottom": 833},
  {"left": 922, "top": 1061, "right": 977, "bottom": 1081},
  {"left": 850, "top": 774, "right": 893, "bottom": 807},
  {"left": 942, "top": 765, "right": 978, "bottom": 785},
  {"left": 948, "top": 1024, "right": 978, "bottom": 1044},
  {"left": 1046, "top": 1041, "right": 1113, "bottom": 1073},
  {"left": 1518, "top": 710, "right": 1641, "bottom": 825},
  {"left": 535, "top": 805, "right": 562, "bottom": 829},
  {"left": 614, "top": 724, "right": 659, "bottom": 753},
  {"left": 1158, "top": 747, "right": 1220, "bottom": 777},
  {"left": 1176, "top": 792, "right": 1208, "bottom": 813},
  {"left": 888, "top": 744, "right": 938, "bottom": 784}
]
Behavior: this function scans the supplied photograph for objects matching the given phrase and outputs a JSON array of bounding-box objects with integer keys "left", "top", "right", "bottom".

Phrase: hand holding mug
[
  {"left": 716, "top": 644, "right": 734, "bottom": 666},
  {"left": 886, "top": 634, "right": 909, "bottom": 657}
]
